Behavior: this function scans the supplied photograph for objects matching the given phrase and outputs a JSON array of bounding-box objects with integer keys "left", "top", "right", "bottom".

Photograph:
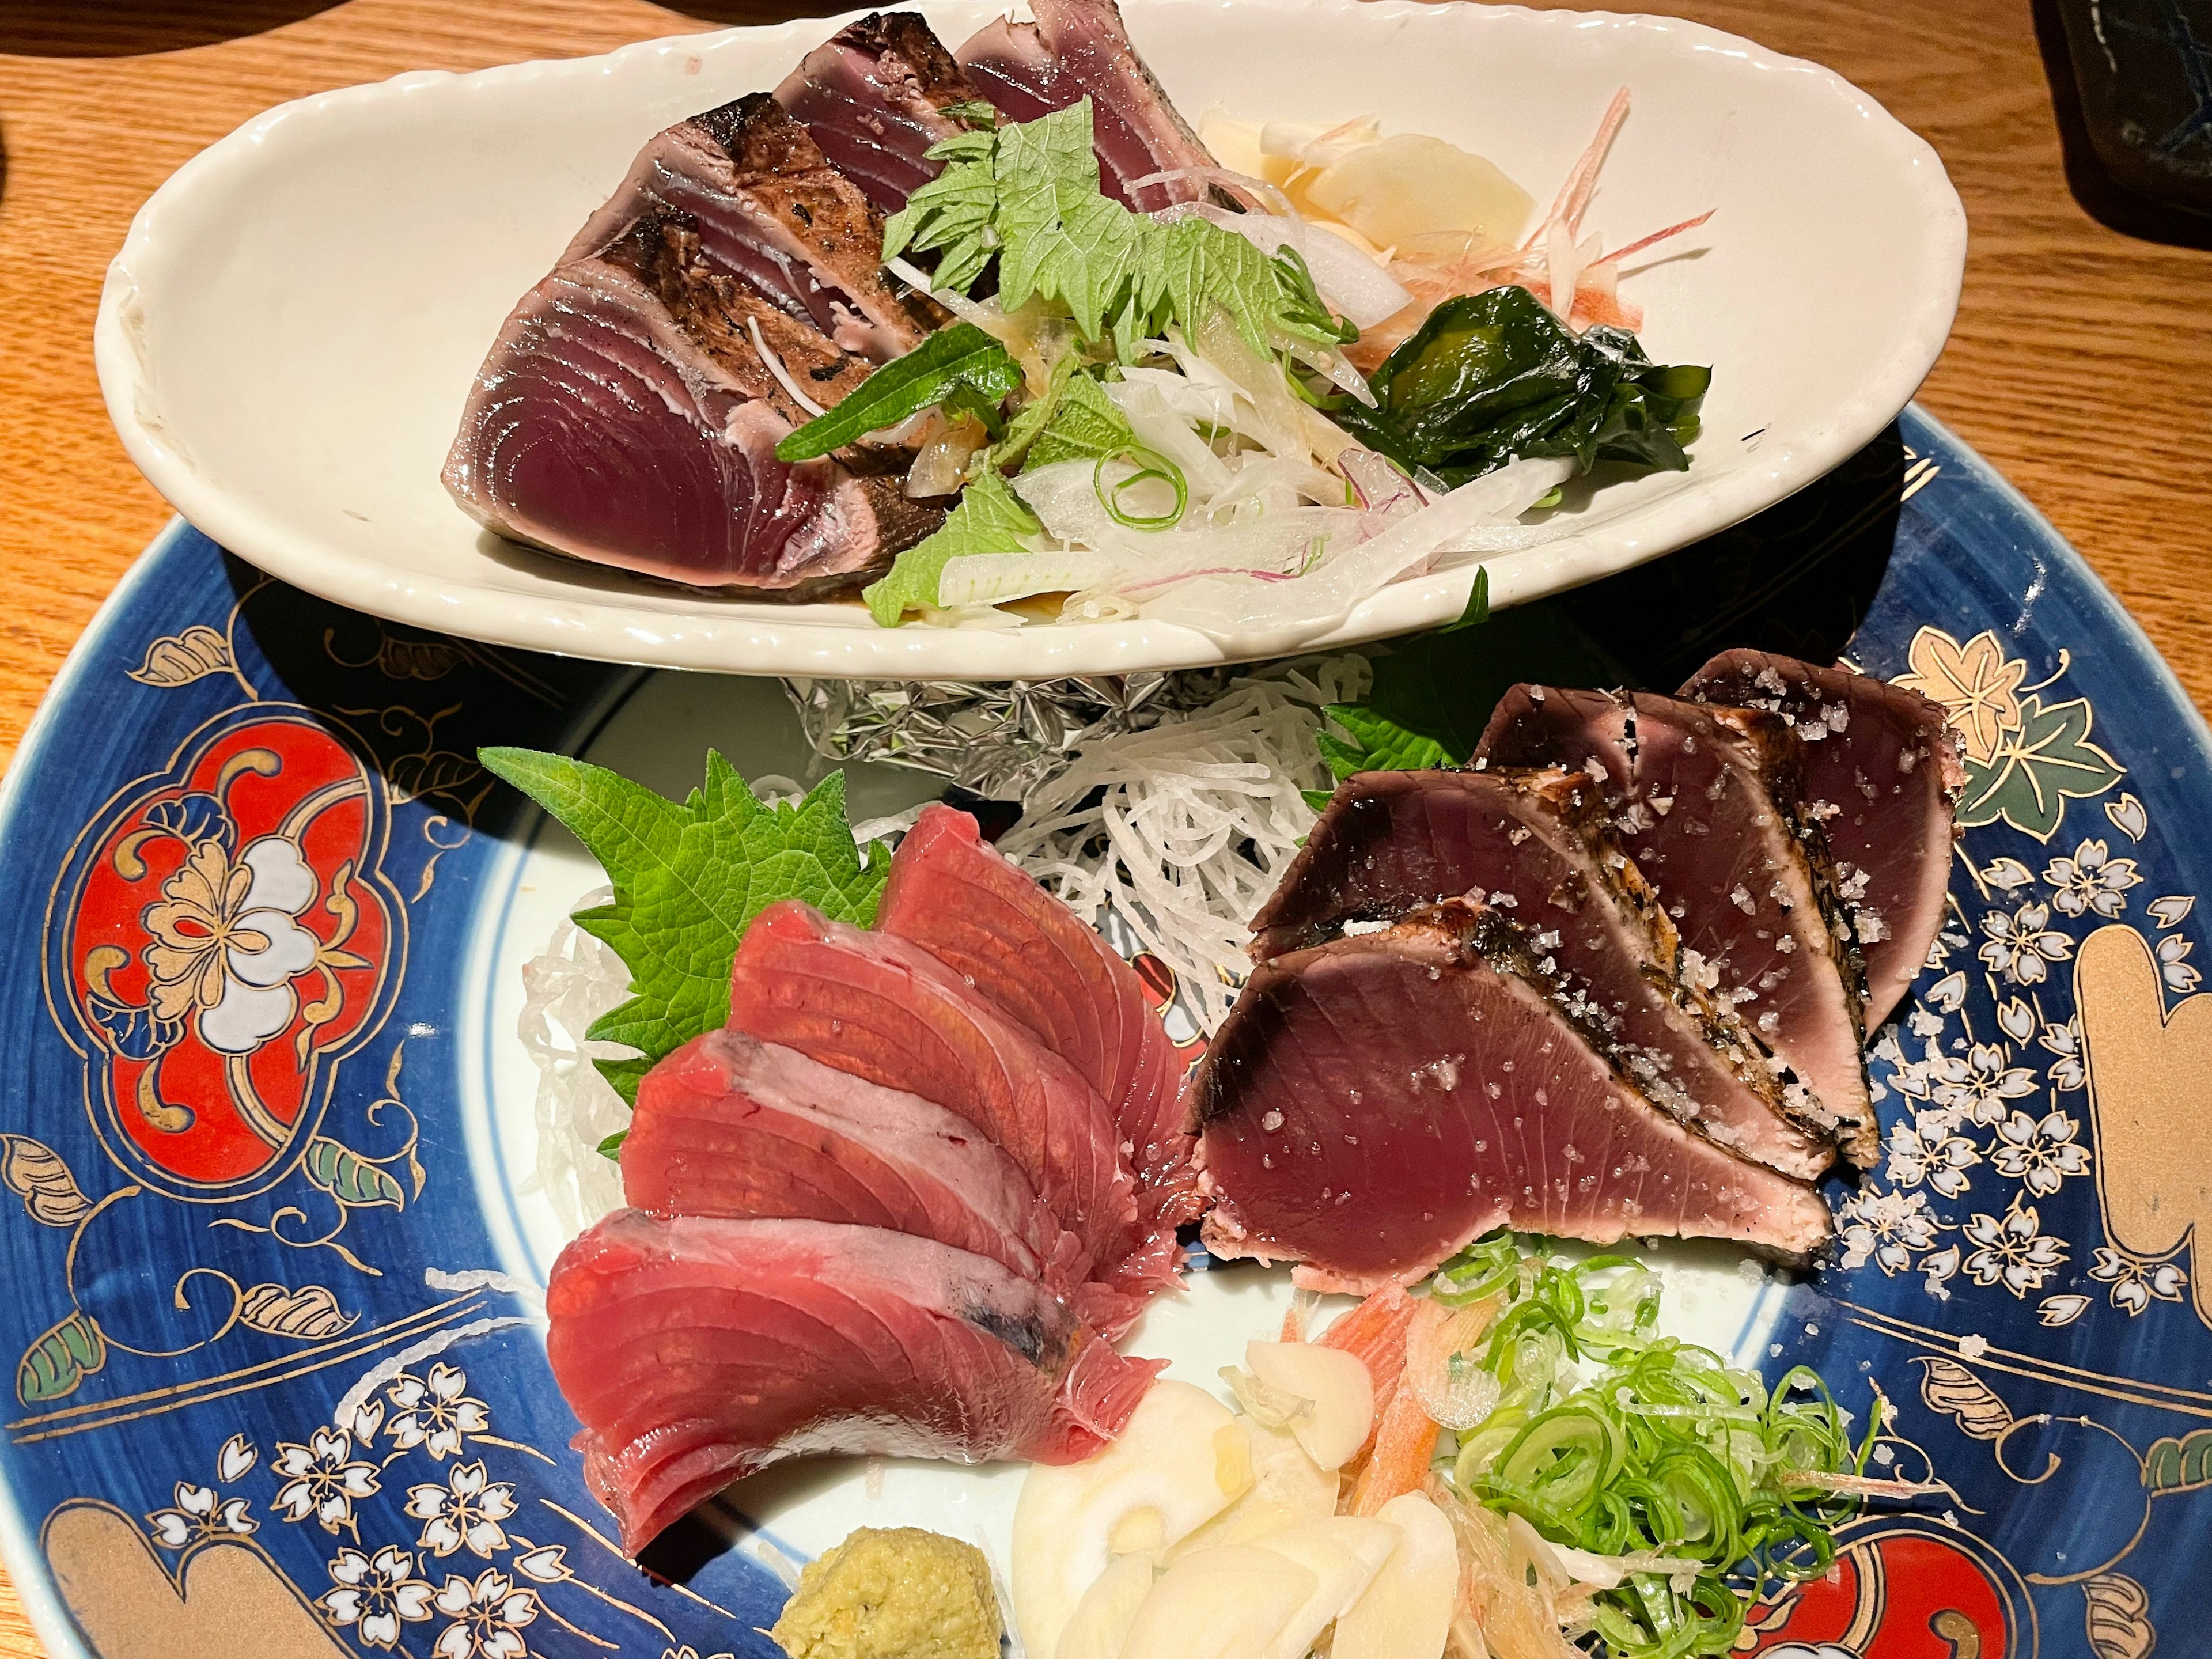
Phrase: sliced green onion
[
  {"left": 1092, "top": 448, "right": 1187, "bottom": 530},
  {"left": 1424, "top": 1231, "right": 1883, "bottom": 1659}
]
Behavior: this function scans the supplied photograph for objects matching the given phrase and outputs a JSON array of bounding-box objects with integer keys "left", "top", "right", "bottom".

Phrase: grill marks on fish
[
  {"left": 777, "top": 12, "right": 983, "bottom": 215},
  {"left": 547, "top": 1212, "right": 1162, "bottom": 1554},
  {"left": 877, "top": 805, "right": 1199, "bottom": 1226},
  {"left": 1191, "top": 903, "right": 1834, "bottom": 1290},
  {"left": 441, "top": 257, "right": 935, "bottom": 593},
  {"left": 1479, "top": 685, "right": 1877, "bottom": 1166},
  {"left": 1251, "top": 767, "right": 1835, "bottom": 1180},
  {"left": 568, "top": 93, "right": 942, "bottom": 361},
  {"left": 1681, "top": 650, "right": 1964, "bottom": 1032},
  {"left": 955, "top": 0, "right": 1219, "bottom": 210},
  {"left": 604, "top": 210, "right": 881, "bottom": 430}
]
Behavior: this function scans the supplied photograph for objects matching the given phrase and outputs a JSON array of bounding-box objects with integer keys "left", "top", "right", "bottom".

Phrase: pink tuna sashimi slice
[
  {"left": 728, "top": 901, "right": 1173, "bottom": 1322},
  {"left": 877, "top": 805, "right": 1198, "bottom": 1226},
  {"left": 955, "top": 0, "right": 1218, "bottom": 212},
  {"left": 1680, "top": 650, "right": 1964, "bottom": 1033},
  {"left": 1192, "top": 903, "right": 1832, "bottom": 1293},
  {"left": 547, "top": 1212, "right": 1164, "bottom": 1552},
  {"left": 624, "top": 1028, "right": 1092, "bottom": 1294}
]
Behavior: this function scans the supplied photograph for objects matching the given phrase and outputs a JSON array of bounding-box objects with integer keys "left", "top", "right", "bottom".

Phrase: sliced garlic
[
  {"left": 1304, "top": 133, "right": 1535, "bottom": 252},
  {"left": 1117, "top": 1544, "right": 1317, "bottom": 1659},
  {"left": 1012, "top": 1381, "right": 1247, "bottom": 1659},
  {"left": 1249, "top": 1517, "right": 1403, "bottom": 1659},
  {"left": 1244, "top": 1340, "right": 1375, "bottom": 1471},
  {"left": 1166, "top": 1421, "right": 1339, "bottom": 1562},
  {"left": 1054, "top": 1550, "right": 1157, "bottom": 1659},
  {"left": 1332, "top": 1494, "right": 1459, "bottom": 1659}
]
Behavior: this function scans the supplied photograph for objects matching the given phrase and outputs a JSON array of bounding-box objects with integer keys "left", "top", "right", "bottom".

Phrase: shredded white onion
[
  {"left": 997, "top": 656, "right": 1368, "bottom": 1032},
  {"left": 747, "top": 316, "right": 828, "bottom": 419}
]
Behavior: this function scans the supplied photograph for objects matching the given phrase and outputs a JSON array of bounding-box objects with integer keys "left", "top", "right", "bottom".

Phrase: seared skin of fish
[
  {"left": 1192, "top": 903, "right": 1834, "bottom": 1293},
  {"left": 1251, "top": 766, "right": 1835, "bottom": 1179},
  {"left": 1681, "top": 650, "right": 1964, "bottom": 1033},
  {"left": 777, "top": 12, "right": 984, "bottom": 216},
  {"left": 1479, "top": 685, "right": 1878, "bottom": 1166},
  {"left": 955, "top": 0, "right": 1219, "bottom": 211}
]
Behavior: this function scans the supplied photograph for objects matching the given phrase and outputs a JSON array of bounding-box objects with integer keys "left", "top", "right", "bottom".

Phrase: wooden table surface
[{"left": 1, "top": 0, "right": 2209, "bottom": 1648}]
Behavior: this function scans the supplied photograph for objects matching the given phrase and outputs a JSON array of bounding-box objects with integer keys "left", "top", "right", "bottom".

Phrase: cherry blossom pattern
[
  {"left": 406, "top": 1461, "right": 517, "bottom": 1559},
  {"left": 1961, "top": 1205, "right": 2069, "bottom": 1297},
  {"left": 272, "top": 1427, "right": 382, "bottom": 1533},
  {"left": 145, "top": 1482, "right": 256, "bottom": 1549},
  {"left": 2043, "top": 838, "right": 2141, "bottom": 919},
  {"left": 2037, "top": 1294, "right": 2091, "bottom": 1328},
  {"left": 2158, "top": 933, "right": 2200, "bottom": 994},
  {"left": 2089, "top": 1247, "right": 2188, "bottom": 1316},
  {"left": 433, "top": 1569, "right": 539, "bottom": 1659},
  {"left": 1979, "top": 902, "right": 2074, "bottom": 986},
  {"left": 2041, "top": 1018, "right": 2085, "bottom": 1091},
  {"left": 1836, "top": 1187, "right": 1944, "bottom": 1276},
  {"left": 388, "top": 1363, "right": 491, "bottom": 1461},
  {"left": 2105, "top": 791, "right": 2148, "bottom": 842},
  {"left": 145, "top": 1433, "right": 260, "bottom": 1548},
  {"left": 2149, "top": 895, "right": 2196, "bottom": 929},
  {"left": 321, "top": 1546, "right": 436, "bottom": 1649},
  {"left": 142, "top": 837, "right": 325, "bottom": 1055},
  {"left": 1921, "top": 1244, "right": 1963, "bottom": 1301},
  {"left": 1933, "top": 1043, "right": 2039, "bottom": 1127},
  {"left": 1990, "top": 1109, "right": 2090, "bottom": 1198},
  {"left": 1993, "top": 995, "right": 2035, "bottom": 1044},
  {"left": 1886, "top": 1116, "right": 1981, "bottom": 1198},
  {"left": 662, "top": 1649, "right": 737, "bottom": 1659},
  {"left": 1980, "top": 857, "right": 2035, "bottom": 893}
]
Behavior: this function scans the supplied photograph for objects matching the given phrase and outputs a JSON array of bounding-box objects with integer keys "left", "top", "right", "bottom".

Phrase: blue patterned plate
[{"left": 0, "top": 406, "right": 2202, "bottom": 1659}]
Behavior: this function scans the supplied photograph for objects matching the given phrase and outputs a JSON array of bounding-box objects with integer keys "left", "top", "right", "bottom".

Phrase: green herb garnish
[
  {"left": 479, "top": 749, "right": 890, "bottom": 1119},
  {"left": 1332, "top": 285, "right": 1710, "bottom": 487},
  {"left": 1027, "top": 372, "right": 1138, "bottom": 469},
  {"left": 1432, "top": 1233, "right": 1878, "bottom": 1659},
  {"left": 775, "top": 322, "right": 1023, "bottom": 461},
  {"left": 861, "top": 467, "right": 1043, "bottom": 626},
  {"left": 885, "top": 98, "right": 1343, "bottom": 359}
]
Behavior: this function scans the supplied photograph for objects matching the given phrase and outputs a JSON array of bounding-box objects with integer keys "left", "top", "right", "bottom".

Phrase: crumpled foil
[{"left": 782, "top": 669, "right": 1262, "bottom": 800}]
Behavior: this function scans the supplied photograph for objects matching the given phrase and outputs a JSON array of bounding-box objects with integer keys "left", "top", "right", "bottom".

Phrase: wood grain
[{"left": 0, "top": 0, "right": 2206, "bottom": 1648}]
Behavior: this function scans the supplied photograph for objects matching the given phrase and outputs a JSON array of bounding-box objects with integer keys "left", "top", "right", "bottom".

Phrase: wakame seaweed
[{"left": 1330, "top": 285, "right": 1711, "bottom": 487}]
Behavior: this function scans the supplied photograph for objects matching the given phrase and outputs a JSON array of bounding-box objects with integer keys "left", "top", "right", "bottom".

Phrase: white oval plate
[{"left": 95, "top": 0, "right": 1963, "bottom": 679}]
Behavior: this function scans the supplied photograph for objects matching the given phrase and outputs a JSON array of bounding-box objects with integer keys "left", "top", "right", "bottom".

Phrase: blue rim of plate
[{"left": 0, "top": 404, "right": 2206, "bottom": 1659}]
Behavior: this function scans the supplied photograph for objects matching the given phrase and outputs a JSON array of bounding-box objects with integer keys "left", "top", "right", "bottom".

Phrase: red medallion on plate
[
  {"left": 52, "top": 710, "right": 403, "bottom": 1193},
  {"left": 1738, "top": 1520, "right": 2031, "bottom": 1658}
]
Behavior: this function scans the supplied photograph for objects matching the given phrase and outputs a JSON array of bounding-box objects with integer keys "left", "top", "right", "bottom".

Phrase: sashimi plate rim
[{"left": 94, "top": 0, "right": 1965, "bottom": 677}]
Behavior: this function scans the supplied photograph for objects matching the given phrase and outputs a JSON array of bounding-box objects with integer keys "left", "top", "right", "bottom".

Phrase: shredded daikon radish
[
  {"left": 997, "top": 656, "right": 1368, "bottom": 1031},
  {"left": 515, "top": 888, "right": 630, "bottom": 1233}
]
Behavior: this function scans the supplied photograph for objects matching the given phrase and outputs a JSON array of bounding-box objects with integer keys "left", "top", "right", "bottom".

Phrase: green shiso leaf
[
  {"left": 476, "top": 749, "right": 889, "bottom": 1114},
  {"left": 774, "top": 323, "right": 1023, "bottom": 461},
  {"left": 1027, "top": 373, "right": 1138, "bottom": 469},
  {"left": 885, "top": 99, "right": 1342, "bottom": 361},
  {"left": 861, "top": 468, "right": 1043, "bottom": 627}
]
